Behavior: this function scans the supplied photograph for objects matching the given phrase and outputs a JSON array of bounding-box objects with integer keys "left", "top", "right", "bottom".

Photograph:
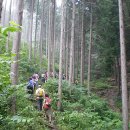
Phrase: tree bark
[
  {"left": 115, "top": 57, "right": 121, "bottom": 94},
  {"left": 39, "top": 0, "right": 45, "bottom": 71},
  {"left": 118, "top": 0, "right": 129, "bottom": 129},
  {"left": 48, "top": 0, "right": 55, "bottom": 78},
  {"left": 10, "top": 0, "right": 24, "bottom": 85},
  {"left": 52, "top": 0, "right": 56, "bottom": 77},
  {"left": 28, "top": 0, "right": 34, "bottom": 61},
  {"left": 1, "top": 0, "right": 7, "bottom": 26},
  {"left": 45, "top": 0, "right": 49, "bottom": 58},
  {"left": 34, "top": 0, "right": 39, "bottom": 60},
  {"left": 58, "top": 0, "right": 65, "bottom": 111},
  {"left": 65, "top": 8, "right": 69, "bottom": 80},
  {"left": 80, "top": 3, "right": 85, "bottom": 86},
  {"left": 72, "top": 49, "right": 75, "bottom": 83},
  {"left": 87, "top": 5, "right": 93, "bottom": 95},
  {"left": 0, "top": 0, "right": 3, "bottom": 22},
  {"left": 6, "top": 0, "right": 12, "bottom": 52},
  {"left": 77, "top": 7, "right": 81, "bottom": 81},
  {"left": 69, "top": 0, "right": 75, "bottom": 88},
  {"left": 10, "top": 0, "right": 23, "bottom": 115},
  {"left": 46, "top": 13, "right": 49, "bottom": 58},
  {"left": 48, "top": 0, "right": 51, "bottom": 78}
]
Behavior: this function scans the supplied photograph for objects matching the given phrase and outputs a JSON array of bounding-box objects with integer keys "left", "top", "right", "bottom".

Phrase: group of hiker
[
  {"left": 27, "top": 72, "right": 47, "bottom": 94},
  {"left": 26, "top": 71, "right": 63, "bottom": 96},
  {"left": 26, "top": 71, "right": 79, "bottom": 124},
  {"left": 26, "top": 72, "right": 52, "bottom": 123}
]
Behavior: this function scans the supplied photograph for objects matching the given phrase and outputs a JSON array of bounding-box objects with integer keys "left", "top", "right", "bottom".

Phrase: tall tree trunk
[
  {"left": 62, "top": 6, "right": 66, "bottom": 76},
  {"left": 52, "top": 0, "right": 55, "bottom": 77},
  {"left": 74, "top": 8, "right": 80, "bottom": 80},
  {"left": 48, "top": 0, "right": 52, "bottom": 78},
  {"left": 10, "top": 0, "right": 23, "bottom": 85},
  {"left": 77, "top": 8, "right": 81, "bottom": 81},
  {"left": 80, "top": 3, "right": 85, "bottom": 86},
  {"left": 69, "top": 0, "right": 75, "bottom": 88},
  {"left": 72, "top": 49, "right": 75, "bottom": 83},
  {"left": 65, "top": 9, "right": 69, "bottom": 80},
  {"left": 39, "top": 0, "right": 45, "bottom": 71},
  {"left": 10, "top": 0, "right": 23, "bottom": 114},
  {"left": 0, "top": 0, "right": 3, "bottom": 22},
  {"left": 118, "top": 0, "right": 129, "bottom": 129},
  {"left": 115, "top": 57, "right": 121, "bottom": 94},
  {"left": 48, "top": 0, "right": 55, "bottom": 78},
  {"left": 46, "top": 15, "right": 48, "bottom": 58},
  {"left": 28, "top": 0, "right": 34, "bottom": 61},
  {"left": 58, "top": 0, "right": 65, "bottom": 111},
  {"left": 87, "top": 5, "right": 93, "bottom": 95},
  {"left": 34, "top": 0, "right": 39, "bottom": 60},
  {"left": 6, "top": 0, "right": 12, "bottom": 52},
  {"left": 1, "top": 0, "right": 7, "bottom": 26},
  {"left": 4, "top": 0, "right": 12, "bottom": 26},
  {"left": 45, "top": 2, "right": 49, "bottom": 58},
  {"left": 45, "top": 0, "right": 49, "bottom": 58}
]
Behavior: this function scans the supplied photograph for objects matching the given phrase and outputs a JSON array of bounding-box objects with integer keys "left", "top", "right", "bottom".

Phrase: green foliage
[
  {"left": 19, "top": 50, "right": 40, "bottom": 81},
  {"left": 44, "top": 79, "right": 122, "bottom": 130},
  {"left": 0, "top": 22, "right": 49, "bottom": 130},
  {"left": 0, "top": 21, "right": 21, "bottom": 38},
  {"left": 93, "top": 0, "right": 119, "bottom": 77},
  {"left": 56, "top": 108, "right": 122, "bottom": 130},
  {"left": 0, "top": 22, "right": 21, "bottom": 90},
  {"left": 44, "top": 78, "right": 58, "bottom": 93},
  {"left": 0, "top": 55, "right": 11, "bottom": 90},
  {"left": 0, "top": 85, "right": 49, "bottom": 130},
  {"left": 91, "top": 79, "right": 113, "bottom": 90},
  {"left": 19, "top": 47, "right": 48, "bottom": 82}
]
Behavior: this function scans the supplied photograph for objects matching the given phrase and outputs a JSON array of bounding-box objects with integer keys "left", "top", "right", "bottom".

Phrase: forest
[{"left": 0, "top": 0, "right": 130, "bottom": 130}]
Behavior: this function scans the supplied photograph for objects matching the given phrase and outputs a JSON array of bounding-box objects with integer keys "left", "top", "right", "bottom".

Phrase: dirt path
[{"left": 29, "top": 96, "right": 58, "bottom": 130}]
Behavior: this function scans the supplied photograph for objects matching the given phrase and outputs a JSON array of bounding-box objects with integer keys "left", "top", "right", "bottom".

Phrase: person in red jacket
[{"left": 43, "top": 94, "right": 52, "bottom": 123}]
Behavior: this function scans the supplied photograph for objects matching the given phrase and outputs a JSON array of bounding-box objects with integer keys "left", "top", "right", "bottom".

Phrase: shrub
[
  {"left": 43, "top": 80, "right": 122, "bottom": 130},
  {"left": 0, "top": 85, "right": 48, "bottom": 130}
]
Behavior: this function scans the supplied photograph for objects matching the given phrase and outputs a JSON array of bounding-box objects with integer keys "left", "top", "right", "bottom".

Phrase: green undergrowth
[
  {"left": 0, "top": 79, "right": 126, "bottom": 130},
  {"left": 0, "top": 84, "right": 49, "bottom": 130},
  {"left": 44, "top": 79, "right": 123, "bottom": 130},
  {"left": 19, "top": 48, "right": 48, "bottom": 82},
  {"left": 91, "top": 78, "right": 113, "bottom": 90}
]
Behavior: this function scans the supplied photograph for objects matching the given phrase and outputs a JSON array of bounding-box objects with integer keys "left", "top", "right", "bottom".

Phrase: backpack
[
  {"left": 26, "top": 84, "right": 33, "bottom": 94},
  {"left": 27, "top": 83, "right": 33, "bottom": 89},
  {"left": 43, "top": 97, "right": 51, "bottom": 110},
  {"left": 37, "top": 88, "right": 44, "bottom": 97}
]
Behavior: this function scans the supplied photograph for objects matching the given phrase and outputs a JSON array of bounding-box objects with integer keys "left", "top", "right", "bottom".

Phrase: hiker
[
  {"left": 33, "top": 73, "right": 39, "bottom": 87},
  {"left": 26, "top": 77, "right": 34, "bottom": 94},
  {"left": 43, "top": 94, "right": 52, "bottom": 123},
  {"left": 50, "top": 71, "right": 54, "bottom": 78},
  {"left": 55, "top": 73, "right": 58, "bottom": 79},
  {"left": 41, "top": 73, "right": 46, "bottom": 84},
  {"left": 35, "top": 85, "right": 45, "bottom": 111},
  {"left": 45, "top": 71, "right": 48, "bottom": 82},
  {"left": 32, "top": 75, "right": 36, "bottom": 88},
  {"left": 75, "top": 79, "right": 78, "bottom": 85},
  {"left": 62, "top": 74, "right": 66, "bottom": 80}
]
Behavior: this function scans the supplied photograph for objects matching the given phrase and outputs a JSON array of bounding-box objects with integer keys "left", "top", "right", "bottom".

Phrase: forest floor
[
  {"left": 30, "top": 79, "right": 129, "bottom": 129},
  {"left": 30, "top": 97, "right": 58, "bottom": 130},
  {"left": 95, "top": 85, "right": 130, "bottom": 122},
  {"left": 95, "top": 87, "right": 120, "bottom": 111},
  {"left": 92, "top": 79, "right": 122, "bottom": 112},
  {"left": 93, "top": 79, "right": 130, "bottom": 114}
]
